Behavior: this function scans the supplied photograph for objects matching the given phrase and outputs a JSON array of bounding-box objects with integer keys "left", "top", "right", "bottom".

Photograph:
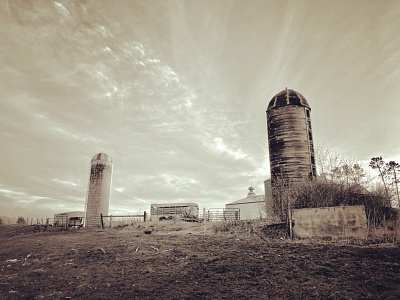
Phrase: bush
[{"left": 271, "top": 179, "right": 396, "bottom": 227}]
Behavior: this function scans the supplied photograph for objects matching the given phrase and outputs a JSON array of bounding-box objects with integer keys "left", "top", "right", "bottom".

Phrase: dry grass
[
  {"left": 367, "top": 226, "right": 400, "bottom": 244},
  {"left": 210, "top": 218, "right": 400, "bottom": 246}
]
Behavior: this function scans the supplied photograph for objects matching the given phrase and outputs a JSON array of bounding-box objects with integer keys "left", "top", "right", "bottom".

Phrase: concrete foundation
[{"left": 291, "top": 205, "right": 368, "bottom": 239}]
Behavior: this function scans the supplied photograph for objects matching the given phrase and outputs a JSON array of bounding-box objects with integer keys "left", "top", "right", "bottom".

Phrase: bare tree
[
  {"left": 315, "top": 145, "right": 345, "bottom": 182},
  {"left": 315, "top": 145, "right": 367, "bottom": 186},
  {"left": 352, "top": 163, "right": 367, "bottom": 185}
]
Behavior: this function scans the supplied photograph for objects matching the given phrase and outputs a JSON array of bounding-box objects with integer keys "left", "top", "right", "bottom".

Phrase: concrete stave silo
[{"left": 85, "top": 153, "right": 113, "bottom": 228}]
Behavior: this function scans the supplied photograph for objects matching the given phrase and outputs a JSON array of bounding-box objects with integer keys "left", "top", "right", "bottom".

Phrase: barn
[{"left": 226, "top": 187, "right": 266, "bottom": 220}]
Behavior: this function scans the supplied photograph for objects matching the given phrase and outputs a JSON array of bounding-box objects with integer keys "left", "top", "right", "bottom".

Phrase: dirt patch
[{"left": 0, "top": 223, "right": 399, "bottom": 299}]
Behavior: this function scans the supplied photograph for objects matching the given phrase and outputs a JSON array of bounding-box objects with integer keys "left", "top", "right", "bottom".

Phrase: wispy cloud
[
  {"left": 212, "top": 138, "right": 247, "bottom": 160},
  {"left": 0, "top": 0, "right": 399, "bottom": 218},
  {"left": 0, "top": 187, "right": 50, "bottom": 203},
  {"left": 52, "top": 179, "right": 77, "bottom": 187}
]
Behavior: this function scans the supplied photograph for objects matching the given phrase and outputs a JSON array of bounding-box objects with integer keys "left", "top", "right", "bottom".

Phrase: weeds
[
  {"left": 271, "top": 179, "right": 397, "bottom": 227},
  {"left": 211, "top": 220, "right": 264, "bottom": 236}
]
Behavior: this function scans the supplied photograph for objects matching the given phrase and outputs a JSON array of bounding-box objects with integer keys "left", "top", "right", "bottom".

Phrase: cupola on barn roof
[
  {"left": 247, "top": 186, "right": 256, "bottom": 198},
  {"left": 267, "top": 88, "right": 310, "bottom": 111}
]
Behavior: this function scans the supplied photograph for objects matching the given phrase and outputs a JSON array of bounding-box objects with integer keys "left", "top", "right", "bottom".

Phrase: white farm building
[{"left": 226, "top": 187, "right": 267, "bottom": 220}]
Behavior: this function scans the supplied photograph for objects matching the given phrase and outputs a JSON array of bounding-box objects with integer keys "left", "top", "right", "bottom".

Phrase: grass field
[{"left": 1, "top": 221, "right": 399, "bottom": 299}]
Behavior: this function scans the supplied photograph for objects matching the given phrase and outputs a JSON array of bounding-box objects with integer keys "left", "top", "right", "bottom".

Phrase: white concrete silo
[{"left": 85, "top": 153, "right": 113, "bottom": 228}]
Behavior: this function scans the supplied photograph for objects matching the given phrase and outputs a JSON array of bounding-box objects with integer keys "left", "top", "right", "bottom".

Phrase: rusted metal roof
[
  {"left": 267, "top": 89, "right": 310, "bottom": 112},
  {"left": 91, "top": 153, "right": 113, "bottom": 162}
]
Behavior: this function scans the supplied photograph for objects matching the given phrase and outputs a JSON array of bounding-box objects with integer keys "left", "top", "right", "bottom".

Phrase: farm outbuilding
[{"left": 226, "top": 187, "right": 266, "bottom": 220}]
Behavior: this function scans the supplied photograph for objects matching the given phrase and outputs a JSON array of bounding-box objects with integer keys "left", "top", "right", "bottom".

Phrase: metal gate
[{"left": 202, "top": 208, "right": 240, "bottom": 222}]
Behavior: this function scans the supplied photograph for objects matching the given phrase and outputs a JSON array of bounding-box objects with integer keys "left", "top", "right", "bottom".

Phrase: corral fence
[
  {"left": 5, "top": 221, "right": 70, "bottom": 237},
  {"left": 99, "top": 212, "right": 147, "bottom": 229},
  {"left": 199, "top": 208, "right": 240, "bottom": 222},
  {"left": 5, "top": 213, "right": 148, "bottom": 236},
  {"left": 150, "top": 203, "right": 199, "bottom": 221}
]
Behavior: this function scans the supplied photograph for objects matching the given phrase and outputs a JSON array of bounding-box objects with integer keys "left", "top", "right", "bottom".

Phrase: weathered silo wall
[
  {"left": 85, "top": 153, "right": 113, "bottom": 228},
  {"left": 267, "top": 89, "right": 316, "bottom": 182},
  {"left": 266, "top": 89, "right": 316, "bottom": 219}
]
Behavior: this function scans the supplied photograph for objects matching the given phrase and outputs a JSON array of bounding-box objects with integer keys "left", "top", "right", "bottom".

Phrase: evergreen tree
[{"left": 387, "top": 161, "right": 400, "bottom": 208}]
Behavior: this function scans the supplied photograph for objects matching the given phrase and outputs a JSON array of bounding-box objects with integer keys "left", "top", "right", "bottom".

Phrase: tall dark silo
[
  {"left": 266, "top": 89, "right": 316, "bottom": 217},
  {"left": 85, "top": 153, "right": 113, "bottom": 228}
]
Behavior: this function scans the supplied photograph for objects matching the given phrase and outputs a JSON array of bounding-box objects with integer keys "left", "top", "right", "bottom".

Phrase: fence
[
  {"left": 150, "top": 203, "right": 199, "bottom": 221},
  {"left": 5, "top": 213, "right": 147, "bottom": 236},
  {"left": 5, "top": 223, "right": 69, "bottom": 237},
  {"left": 199, "top": 208, "right": 240, "bottom": 222},
  {"left": 8, "top": 217, "right": 68, "bottom": 229},
  {"left": 99, "top": 212, "right": 147, "bottom": 228},
  {"left": 18, "top": 218, "right": 49, "bottom": 226}
]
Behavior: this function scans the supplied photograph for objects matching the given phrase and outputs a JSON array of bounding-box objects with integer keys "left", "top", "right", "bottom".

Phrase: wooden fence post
[
  {"left": 100, "top": 213, "right": 104, "bottom": 229},
  {"left": 203, "top": 208, "right": 206, "bottom": 235},
  {"left": 143, "top": 211, "right": 147, "bottom": 222}
]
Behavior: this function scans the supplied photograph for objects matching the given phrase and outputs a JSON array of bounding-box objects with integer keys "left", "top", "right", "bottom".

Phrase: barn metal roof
[
  {"left": 226, "top": 187, "right": 264, "bottom": 205},
  {"left": 226, "top": 195, "right": 265, "bottom": 206}
]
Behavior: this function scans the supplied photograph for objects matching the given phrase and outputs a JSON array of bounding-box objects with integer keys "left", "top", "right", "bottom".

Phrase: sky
[{"left": 1, "top": 0, "right": 399, "bottom": 220}]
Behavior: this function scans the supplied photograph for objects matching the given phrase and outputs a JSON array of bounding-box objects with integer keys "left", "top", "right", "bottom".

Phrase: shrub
[{"left": 271, "top": 179, "right": 396, "bottom": 227}]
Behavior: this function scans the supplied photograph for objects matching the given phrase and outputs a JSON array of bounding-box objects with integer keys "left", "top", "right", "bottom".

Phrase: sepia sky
[{"left": 1, "top": 0, "right": 399, "bottom": 219}]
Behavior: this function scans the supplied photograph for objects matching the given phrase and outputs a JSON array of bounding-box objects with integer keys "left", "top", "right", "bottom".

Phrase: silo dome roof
[
  {"left": 267, "top": 89, "right": 310, "bottom": 111},
  {"left": 91, "top": 153, "right": 113, "bottom": 162}
]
